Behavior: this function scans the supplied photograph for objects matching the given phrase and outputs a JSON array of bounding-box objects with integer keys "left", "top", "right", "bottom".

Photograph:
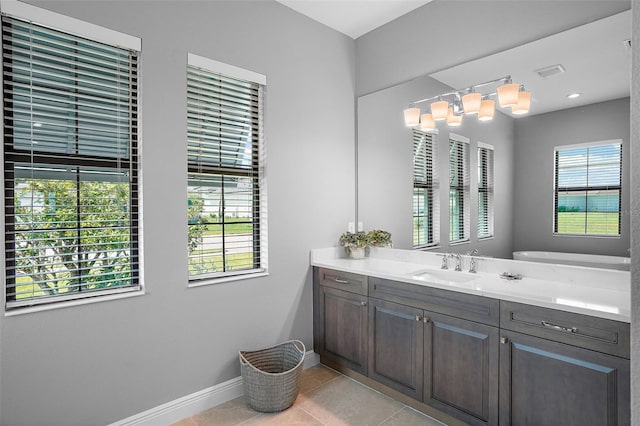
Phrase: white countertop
[{"left": 310, "top": 247, "right": 631, "bottom": 323}]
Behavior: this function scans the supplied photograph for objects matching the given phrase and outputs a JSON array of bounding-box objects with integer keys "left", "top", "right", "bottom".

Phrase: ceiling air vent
[
  {"left": 623, "top": 39, "right": 631, "bottom": 51},
  {"left": 535, "top": 64, "right": 566, "bottom": 79}
]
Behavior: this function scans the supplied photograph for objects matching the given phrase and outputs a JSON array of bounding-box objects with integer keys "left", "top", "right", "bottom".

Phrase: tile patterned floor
[{"left": 172, "top": 365, "right": 446, "bottom": 426}]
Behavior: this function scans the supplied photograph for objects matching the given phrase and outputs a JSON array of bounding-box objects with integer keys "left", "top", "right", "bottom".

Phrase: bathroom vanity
[{"left": 311, "top": 248, "right": 630, "bottom": 426}]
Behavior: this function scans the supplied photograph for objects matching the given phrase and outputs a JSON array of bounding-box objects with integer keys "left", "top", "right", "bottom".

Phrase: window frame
[
  {"left": 412, "top": 129, "right": 439, "bottom": 248},
  {"left": 448, "top": 133, "right": 470, "bottom": 244},
  {"left": 553, "top": 140, "right": 622, "bottom": 237},
  {"left": 1, "top": 1, "right": 143, "bottom": 312},
  {"left": 186, "top": 53, "right": 268, "bottom": 286},
  {"left": 477, "top": 142, "right": 494, "bottom": 240}
]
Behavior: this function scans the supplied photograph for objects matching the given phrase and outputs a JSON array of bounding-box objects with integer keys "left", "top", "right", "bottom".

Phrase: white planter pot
[{"left": 349, "top": 247, "right": 366, "bottom": 259}]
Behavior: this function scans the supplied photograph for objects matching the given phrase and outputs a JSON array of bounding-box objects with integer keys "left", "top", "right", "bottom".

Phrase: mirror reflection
[{"left": 357, "top": 9, "right": 631, "bottom": 265}]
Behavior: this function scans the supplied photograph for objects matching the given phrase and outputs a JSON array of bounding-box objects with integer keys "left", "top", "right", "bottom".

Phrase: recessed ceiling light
[{"left": 567, "top": 93, "right": 581, "bottom": 99}]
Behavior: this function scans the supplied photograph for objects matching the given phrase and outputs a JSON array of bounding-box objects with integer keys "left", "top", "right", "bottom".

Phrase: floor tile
[
  {"left": 190, "top": 397, "right": 259, "bottom": 426},
  {"left": 379, "top": 406, "right": 447, "bottom": 426},
  {"left": 173, "top": 365, "right": 448, "bottom": 426},
  {"left": 238, "top": 406, "right": 323, "bottom": 425},
  {"left": 298, "top": 365, "right": 341, "bottom": 394},
  {"left": 172, "top": 417, "right": 198, "bottom": 426},
  {"left": 296, "top": 375, "right": 405, "bottom": 425}
]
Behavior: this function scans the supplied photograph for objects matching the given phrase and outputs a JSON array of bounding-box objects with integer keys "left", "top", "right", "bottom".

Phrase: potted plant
[
  {"left": 367, "top": 229, "right": 392, "bottom": 247},
  {"left": 339, "top": 231, "right": 369, "bottom": 259}
]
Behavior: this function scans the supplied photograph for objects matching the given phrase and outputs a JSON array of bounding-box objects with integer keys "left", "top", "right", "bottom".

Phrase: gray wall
[
  {"left": 0, "top": 1, "right": 356, "bottom": 425},
  {"left": 355, "top": 0, "right": 631, "bottom": 96},
  {"left": 513, "top": 98, "right": 631, "bottom": 256},
  {"left": 630, "top": 1, "right": 639, "bottom": 424},
  {"left": 357, "top": 74, "right": 515, "bottom": 258}
]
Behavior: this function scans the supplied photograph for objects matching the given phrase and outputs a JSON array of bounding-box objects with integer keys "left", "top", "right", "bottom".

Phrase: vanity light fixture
[
  {"left": 430, "top": 99, "right": 449, "bottom": 121},
  {"left": 420, "top": 113, "right": 436, "bottom": 131},
  {"left": 446, "top": 108, "right": 463, "bottom": 127},
  {"left": 403, "top": 75, "right": 531, "bottom": 129},
  {"left": 496, "top": 80, "right": 520, "bottom": 107},
  {"left": 512, "top": 87, "right": 532, "bottom": 115},
  {"left": 461, "top": 92, "right": 481, "bottom": 115},
  {"left": 478, "top": 98, "right": 495, "bottom": 121},
  {"left": 404, "top": 107, "right": 421, "bottom": 126}
]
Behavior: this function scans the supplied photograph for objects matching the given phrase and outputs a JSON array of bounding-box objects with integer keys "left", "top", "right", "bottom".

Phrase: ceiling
[
  {"left": 275, "top": 0, "right": 432, "bottom": 39},
  {"left": 425, "top": 10, "right": 631, "bottom": 117},
  {"left": 275, "top": 2, "right": 630, "bottom": 117}
]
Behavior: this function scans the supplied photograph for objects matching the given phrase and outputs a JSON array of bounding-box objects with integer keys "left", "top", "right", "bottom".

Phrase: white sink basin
[{"left": 409, "top": 269, "right": 478, "bottom": 284}]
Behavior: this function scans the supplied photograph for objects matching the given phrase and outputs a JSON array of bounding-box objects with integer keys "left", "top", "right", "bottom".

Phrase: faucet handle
[{"left": 436, "top": 253, "right": 449, "bottom": 269}]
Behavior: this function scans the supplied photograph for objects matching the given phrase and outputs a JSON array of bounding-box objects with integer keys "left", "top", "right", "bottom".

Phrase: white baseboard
[{"left": 110, "top": 351, "right": 320, "bottom": 426}]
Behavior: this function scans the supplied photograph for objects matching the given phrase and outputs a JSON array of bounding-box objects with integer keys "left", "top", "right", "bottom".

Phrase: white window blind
[
  {"left": 2, "top": 15, "right": 140, "bottom": 308},
  {"left": 554, "top": 141, "right": 621, "bottom": 236},
  {"left": 413, "top": 129, "right": 439, "bottom": 247},
  {"left": 449, "top": 134, "right": 470, "bottom": 243},
  {"left": 478, "top": 143, "right": 494, "bottom": 239},
  {"left": 187, "top": 56, "right": 265, "bottom": 281}
]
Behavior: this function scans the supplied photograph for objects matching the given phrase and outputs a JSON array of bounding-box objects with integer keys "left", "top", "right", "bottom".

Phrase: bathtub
[{"left": 512, "top": 251, "right": 631, "bottom": 271}]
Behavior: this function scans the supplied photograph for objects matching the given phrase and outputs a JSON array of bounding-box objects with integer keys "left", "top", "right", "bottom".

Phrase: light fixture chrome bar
[{"left": 409, "top": 75, "right": 511, "bottom": 106}]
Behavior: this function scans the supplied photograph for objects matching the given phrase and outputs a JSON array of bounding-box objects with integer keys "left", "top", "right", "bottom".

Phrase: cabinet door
[
  {"left": 318, "top": 286, "right": 368, "bottom": 375},
  {"left": 368, "top": 298, "right": 424, "bottom": 400},
  {"left": 424, "top": 311, "right": 499, "bottom": 426},
  {"left": 499, "top": 330, "right": 630, "bottom": 426}
]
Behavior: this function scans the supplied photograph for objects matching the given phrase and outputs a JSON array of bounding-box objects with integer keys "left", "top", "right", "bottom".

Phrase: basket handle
[{"left": 292, "top": 340, "right": 305, "bottom": 356}]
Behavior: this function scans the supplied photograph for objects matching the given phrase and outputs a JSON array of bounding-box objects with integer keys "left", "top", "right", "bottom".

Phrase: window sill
[
  {"left": 553, "top": 233, "right": 621, "bottom": 239},
  {"left": 449, "top": 240, "right": 471, "bottom": 246},
  {"left": 4, "top": 288, "right": 146, "bottom": 317},
  {"left": 188, "top": 271, "right": 268, "bottom": 288}
]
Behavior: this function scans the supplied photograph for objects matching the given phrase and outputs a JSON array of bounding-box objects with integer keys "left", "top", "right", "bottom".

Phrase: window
[
  {"left": 449, "top": 134, "right": 470, "bottom": 243},
  {"left": 2, "top": 7, "right": 141, "bottom": 308},
  {"left": 478, "top": 143, "right": 494, "bottom": 239},
  {"left": 187, "top": 54, "right": 266, "bottom": 282},
  {"left": 413, "top": 129, "right": 439, "bottom": 247},
  {"left": 554, "top": 141, "right": 622, "bottom": 236}
]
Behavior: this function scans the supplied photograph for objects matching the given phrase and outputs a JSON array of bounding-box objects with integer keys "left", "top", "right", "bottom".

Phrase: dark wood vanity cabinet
[
  {"left": 368, "top": 298, "right": 424, "bottom": 400},
  {"left": 314, "top": 268, "right": 369, "bottom": 375},
  {"left": 313, "top": 267, "right": 630, "bottom": 426},
  {"left": 499, "top": 301, "right": 630, "bottom": 426},
  {"left": 368, "top": 281, "right": 499, "bottom": 426}
]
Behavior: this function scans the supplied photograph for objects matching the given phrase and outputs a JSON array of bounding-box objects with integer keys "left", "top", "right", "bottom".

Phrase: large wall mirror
[{"left": 357, "top": 9, "right": 631, "bottom": 261}]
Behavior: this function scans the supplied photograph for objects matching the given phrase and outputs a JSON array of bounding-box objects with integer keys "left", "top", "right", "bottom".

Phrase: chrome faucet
[
  {"left": 469, "top": 257, "right": 478, "bottom": 273},
  {"left": 454, "top": 253, "right": 463, "bottom": 271},
  {"left": 437, "top": 253, "right": 450, "bottom": 269},
  {"left": 468, "top": 248, "right": 479, "bottom": 273}
]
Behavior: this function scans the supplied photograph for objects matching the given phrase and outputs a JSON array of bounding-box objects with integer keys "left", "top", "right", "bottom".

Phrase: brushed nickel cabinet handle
[
  {"left": 334, "top": 278, "right": 350, "bottom": 284},
  {"left": 541, "top": 320, "right": 578, "bottom": 334},
  {"left": 360, "top": 301, "right": 367, "bottom": 307},
  {"left": 423, "top": 316, "right": 430, "bottom": 323},
  {"left": 415, "top": 315, "right": 422, "bottom": 322},
  {"left": 500, "top": 337, "right": 509, "bottom": 344}
]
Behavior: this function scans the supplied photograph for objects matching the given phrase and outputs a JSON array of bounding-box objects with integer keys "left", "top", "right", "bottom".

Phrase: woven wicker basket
[{"left": 239, "top": 340, "right": 306, "bottom": 413}]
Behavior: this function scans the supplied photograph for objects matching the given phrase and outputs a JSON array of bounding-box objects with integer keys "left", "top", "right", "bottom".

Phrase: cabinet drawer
[
  {"left": 369, "top": 277, "right": 499, "bottom": 326},
  {"left": 500, "top": 301, "right": 630, "bottom": 359},
  {"left": 317, "top": 267, "right": 368, "bottom": 295}
]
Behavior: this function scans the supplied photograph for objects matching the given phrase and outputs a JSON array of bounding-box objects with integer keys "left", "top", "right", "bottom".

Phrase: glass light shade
[
  {"left": 478, "top": 99, "right": 495, "bottom": 122},
  {"left": 403, "top": 107, "right": 421, "bottom": 126},
  {"left": 496, "top": 83, "right": 520, "bottom": 107},
  {"left": 461, "top": 92, "right": 481, "bottom": 114},
  {"left": 446, "top": 108, "right": 462, "bottom": 127},
  {"left": 430, "top": 100, "right": 449, "bottom": 121},
  {"left": 512, "top": 91, "right": 532, "bottom": 115},
  {"left": 420, "top": 113, "right": 436, "bottom": 131}
]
